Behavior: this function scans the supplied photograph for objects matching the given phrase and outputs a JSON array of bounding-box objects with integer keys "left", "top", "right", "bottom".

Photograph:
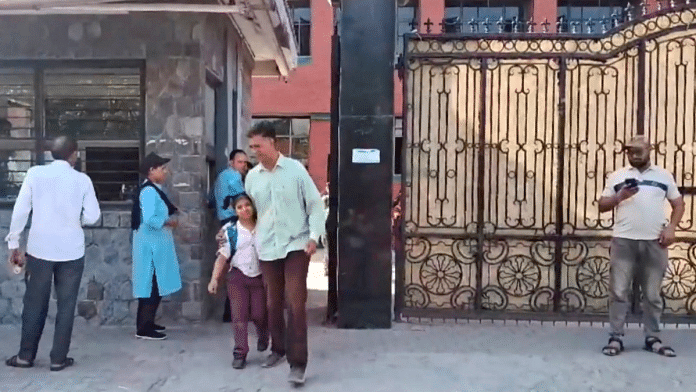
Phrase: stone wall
[{"left": 0, "top": 13, "right": 252, "bottom": 324}]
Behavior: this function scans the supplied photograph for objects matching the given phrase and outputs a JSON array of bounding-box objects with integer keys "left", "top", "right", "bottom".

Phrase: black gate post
[
  {"left": 326, "top": 21, "right": 340, "bottom": 324},
  {"left": 337, "top": 0, "right": 395, "bottom": 328}
]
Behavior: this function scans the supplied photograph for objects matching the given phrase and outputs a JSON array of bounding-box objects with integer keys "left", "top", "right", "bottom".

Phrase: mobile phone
[{"left": 624, "top": 178, "right": 638, "bottom": 189}]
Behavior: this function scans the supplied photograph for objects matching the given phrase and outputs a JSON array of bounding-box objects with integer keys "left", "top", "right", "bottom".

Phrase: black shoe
[
  {"left": 232, "top": 358, "right": 246, "bottom": 369},
  {"left": 50, "top": 357, "right": 75, "bottom": 372},
  {"left": 135, "top": 330, "right": 167, "bottom": 340},
  {"left": 152, "top": 324, "right": 166, "bottom": 331},
  {"left": 257, "top": 338, "right": 269, "bottom": 352}
]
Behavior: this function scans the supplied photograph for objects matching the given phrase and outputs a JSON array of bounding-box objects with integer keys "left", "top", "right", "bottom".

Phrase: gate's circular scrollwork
[
  {"left": 497, "top": 255, "right": 541, "bottom": 297},
  {"left": 530, "top": 287, "right": 555, "bottom": 312},
  {"left": 481, "top": 286, "right": 508, "bottom": 311},
  {"left": 419, "top": 253, "right": 463, "bottom": 295},
  {"left": 404, "top": 284, "right": 429, "bottom": 309},
  {"left": 577, "top": 256, "right": 610, "bottom": 299},
  {"left": 559, "top": 288, "right": 587, "bottom": 312},
  {"left": 450, "top": 287, "right": 476, "bottom": 310},
  {"left": 662, "top": 258, "right": 696, "bottom": 300}
]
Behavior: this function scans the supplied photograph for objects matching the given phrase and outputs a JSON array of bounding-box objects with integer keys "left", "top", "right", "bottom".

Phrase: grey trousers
[
  {"left": 18, "top": 255, "right": 84, "bottom": 364},
  {"left": 609, "top": 238, "right": 668, "bottom": 338}
]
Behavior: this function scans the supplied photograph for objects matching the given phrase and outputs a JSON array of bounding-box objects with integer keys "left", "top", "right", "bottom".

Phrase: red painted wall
[
  {"left": 308, "top": 119, "right": 330, "bottom": 190},
  {"left": 252, "top": 0, "right": 333, "bottom": 116}
]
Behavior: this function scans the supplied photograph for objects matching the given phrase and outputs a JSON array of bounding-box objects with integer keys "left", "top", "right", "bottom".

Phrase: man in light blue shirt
[
  {"left": 244, "top": 121, "right": 324, "bottom": 386},
  {"left": 214, "top": 149, "right": 249, "bottom": 226}
]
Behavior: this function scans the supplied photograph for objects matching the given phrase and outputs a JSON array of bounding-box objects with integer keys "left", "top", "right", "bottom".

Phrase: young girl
[{"left": 208, "top": 193, "right": 269, "bottom": 369}]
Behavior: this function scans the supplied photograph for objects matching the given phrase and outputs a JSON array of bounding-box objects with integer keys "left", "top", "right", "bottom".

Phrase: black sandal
[
  {"left": 601, "top": 336, "right": 624, "bottom": 356},
  {"left": 5, "top": 355, "right": 33, "bottom": 368},
  {"left": 643, "top": 337, "right": 676, "bottom": 357},
  {"left": 50, "top": 357, "right": 75, "bottom": 371}
]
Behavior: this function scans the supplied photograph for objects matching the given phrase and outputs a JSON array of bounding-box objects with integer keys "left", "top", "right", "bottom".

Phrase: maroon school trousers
[{"left": 226, "top": 267, "right": 268, "bottom": 359}]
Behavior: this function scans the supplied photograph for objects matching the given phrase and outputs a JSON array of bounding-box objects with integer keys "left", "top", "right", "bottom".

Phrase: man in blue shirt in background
[
  {"left": 214, "top": 149, "right": 249, "bottom": 226},
  {"left": 213, "top": 149, "right": 250, "bottom": 322}
]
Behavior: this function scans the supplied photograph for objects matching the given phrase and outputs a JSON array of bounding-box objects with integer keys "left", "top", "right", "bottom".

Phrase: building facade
[{"left": 0, "top": 0, "right": 296, "bottom": 325}]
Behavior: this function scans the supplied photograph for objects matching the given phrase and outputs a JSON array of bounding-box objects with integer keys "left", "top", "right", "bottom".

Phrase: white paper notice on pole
[{"left": 352, "top": 148, "right": 380, "bottom": 164}]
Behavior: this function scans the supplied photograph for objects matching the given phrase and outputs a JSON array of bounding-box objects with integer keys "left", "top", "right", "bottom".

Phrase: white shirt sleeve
[
  {"left": 601, "top": 172, "right": 618, "bottom": 198},
  {"left": 4, "top": 170, "right": 33, "bottom": 249},
  {"left": 666, "top": 173, "right": 681, "bottom": 201},
  {"left": 81, "top": 175, "right": 101, "bottom": 226}
]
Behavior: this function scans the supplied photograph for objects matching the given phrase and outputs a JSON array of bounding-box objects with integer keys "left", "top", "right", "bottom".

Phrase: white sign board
[{"left": 352, "top": 148, "right": 380, "bottom": 164}]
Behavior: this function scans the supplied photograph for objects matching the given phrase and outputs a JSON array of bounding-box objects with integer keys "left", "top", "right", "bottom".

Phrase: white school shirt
[
  {"left": 601, "top": 165, "right": 681, "bottom": 240},
  {"left": 5, "top": 160, "right": 101, "bottom": 261},
  {"left": 217, "top": 221, "right": 261, "bottom": 278}
]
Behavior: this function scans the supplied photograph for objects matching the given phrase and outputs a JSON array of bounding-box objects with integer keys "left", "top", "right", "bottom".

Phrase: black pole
[
  {"left": 337, "top": 0, "right": 395, "bottom": 329},
  {"left": 326, "top": 19, "right": 340, "bottom": 324}
]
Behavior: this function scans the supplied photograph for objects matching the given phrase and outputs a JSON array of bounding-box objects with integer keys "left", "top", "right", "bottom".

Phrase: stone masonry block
[
  {"left": 92, "top": 229, "right": 112, "bottom": 246},
  {"left": 0, "top": 299, "right": 9, "bottom": 319},
  {"left": 178, "top": 192, "right": 201, "bottom": 210},
  {"left": 182, "top": 301, "right": 202, "bottom": 321},
  {"left": 77, "top": 300, "right": 98, "bottom": 320},
  {"left": 180, "top": 155, "right": 204, "bottom": 173},
  {"left": 0, "top": 209, "right": 12, "bottom": 228},
  {"left": 102, "top": 211, "right": 120, "bottom": 228},
  {"left": 179, "top": 227, "right": 202, "bottom": 243},
  {"left": 188, "top": 212, "right": 202, "bottom": 226},
  {"left": 160, "top": 301, "right": 182, "bottom": 321},
  {"left": 0, "top": 280, "right": 26, "bottom": 299},
  {"left": 84, "top": 229, "right": 94, "bottom": 245},
  {"left": 180, "top": 261, "right": 201, "bottom": 282},
  {"left": 191, "top": 245, "right": 203, "bottom": 260},
  {"left": 84, "top": 245, "right": 103, "bottom": 265},
  {"left": 86, "top": 279, "right": 104, "bottom": 301},
  {"left": 119, "top": 212, "right": 132, "bottom": 228},
  {"left": 103, "top": 247, "right": 119, "bottom": 265}
]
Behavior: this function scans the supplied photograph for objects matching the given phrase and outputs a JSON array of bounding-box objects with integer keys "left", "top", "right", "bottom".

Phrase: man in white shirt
[
  {"left": 245, "top": 121, "right": 324, "bottom": 386},
  {"left": 598, "top": 136, "right": 684, "bottom": 357},
  {"left": 4, "top": 136, "right": 101, "bottom": 371}
]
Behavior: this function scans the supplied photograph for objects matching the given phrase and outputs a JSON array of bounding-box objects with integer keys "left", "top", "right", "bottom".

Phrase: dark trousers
[
  {"left": 136, "top": 275, "right": 162, "bottom": 334},
  {"left": 18, "top": 255, "right": 84, "bottom": 364},
  {"left": 226, "top": 267, "right": 268, "bottom": 359},
  {"left": 259, "top": 250, "right": 310, "bottom": 368}
]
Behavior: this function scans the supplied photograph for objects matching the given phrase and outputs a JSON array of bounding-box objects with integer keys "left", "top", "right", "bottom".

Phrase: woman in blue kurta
[{"left": 131, "top": 152, "right": 182, "bottom": 340}]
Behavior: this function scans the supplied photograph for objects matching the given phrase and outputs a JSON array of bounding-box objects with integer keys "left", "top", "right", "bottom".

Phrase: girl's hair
[{"left": 233, "top": 194, "right": 257, "bottom": 223}]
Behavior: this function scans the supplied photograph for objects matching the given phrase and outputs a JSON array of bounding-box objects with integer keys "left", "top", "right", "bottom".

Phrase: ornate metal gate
[{"left": 397, "top": 5, "right": 696, "bottom": 321}]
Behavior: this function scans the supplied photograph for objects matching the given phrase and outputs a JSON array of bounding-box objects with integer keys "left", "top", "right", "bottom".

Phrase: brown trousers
[{"left": 259, "top": 250, "right": 310, "bottom": 368}]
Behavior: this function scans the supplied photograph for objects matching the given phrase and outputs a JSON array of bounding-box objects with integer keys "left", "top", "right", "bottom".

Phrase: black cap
[{"left": 140, "top": 152, "right": 170, "bottom": 175}]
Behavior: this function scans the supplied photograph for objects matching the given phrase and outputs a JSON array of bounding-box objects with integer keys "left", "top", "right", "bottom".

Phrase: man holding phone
[{"left": 598, "top": 136, "right": 685, "bottom": 357}]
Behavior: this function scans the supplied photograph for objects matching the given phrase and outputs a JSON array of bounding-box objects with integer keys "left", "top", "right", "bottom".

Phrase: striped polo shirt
[{"left": 601, "top": 165, "right": 681, "bottom": 240}]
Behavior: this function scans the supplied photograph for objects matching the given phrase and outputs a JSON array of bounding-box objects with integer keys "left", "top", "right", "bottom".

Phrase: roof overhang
[{"left": 0, "top": 0, "right": 298, "bottom": 77}]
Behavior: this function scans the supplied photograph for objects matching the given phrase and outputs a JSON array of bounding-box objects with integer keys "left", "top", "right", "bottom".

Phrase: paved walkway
[{"left": 2, "top": 251, "right": 696, "bottom": 391}]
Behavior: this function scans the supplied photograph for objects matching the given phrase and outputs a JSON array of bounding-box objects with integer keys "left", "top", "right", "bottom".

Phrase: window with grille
[
  {"left": 0, "top": 63, "right": 143, "bottom": 203},
  {"left": 444, "top": 1, "right": 526, "bottom": 33},
  {"left": 251, "top": 117, "right": 309, "bottom": 166},
  {"left": 288, "top": 0, "right": 311, "bottom": 58},
  {"left": 397, "top": 1, "right": 418, "bottom": 58},
  {"left": 557, "top": 1, "right": 626, "bottom": 34}
]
